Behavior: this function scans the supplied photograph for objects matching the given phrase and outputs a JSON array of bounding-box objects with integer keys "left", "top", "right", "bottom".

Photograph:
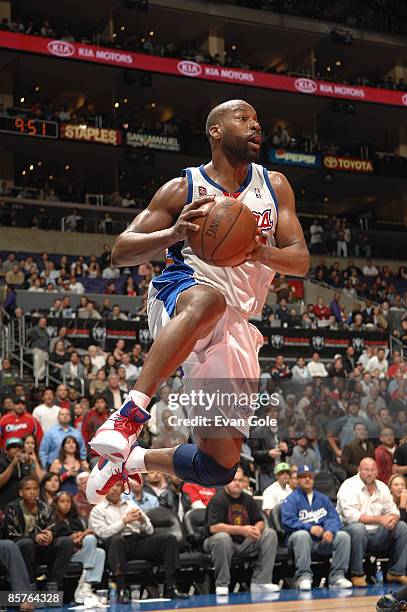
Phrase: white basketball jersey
[{"left": 154, "top": 163, "right": 278, "bottom": 316}]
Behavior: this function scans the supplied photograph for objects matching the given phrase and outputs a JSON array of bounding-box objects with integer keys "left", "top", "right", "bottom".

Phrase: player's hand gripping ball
[{"left": 187, "top": 196, "right": 258, "bottom": 267}]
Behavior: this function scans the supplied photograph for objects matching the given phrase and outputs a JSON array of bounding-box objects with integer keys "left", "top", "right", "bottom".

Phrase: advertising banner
[
  {"left": 323, "top": 155, "right": 374, "bottom": 174},
  {"left": 60, "top": 124, "right": 122, "bottom": 146},
  {"left": 269, "top": 148, "right": 321, "bottom": 168},
  {"left": 1, "top": 32, "right": 406, "bottom": 109},
  {"left": 125, "top": 131, "right": 181, "bottom": 152}
]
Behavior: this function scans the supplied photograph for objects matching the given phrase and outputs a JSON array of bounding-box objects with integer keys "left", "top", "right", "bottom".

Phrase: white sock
[
  {"left": 126, "top": 445, "right": 148, "bottom": 473},
  {"left": 128, "top": 390, "right": 150, "bottom": 410}
]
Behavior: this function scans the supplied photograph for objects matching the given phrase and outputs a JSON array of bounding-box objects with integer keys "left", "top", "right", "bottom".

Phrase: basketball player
[
  {"left": 87, "top": 99, "right": 310, "bottom": 507},
  {"left": 377, "top": 589, "right": 407, "bottom": 610}
]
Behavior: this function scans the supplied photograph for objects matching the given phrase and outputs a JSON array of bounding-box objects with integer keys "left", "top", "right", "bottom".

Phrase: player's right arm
[{"left": 111, "top": 177, "right": 215, "bottom": 267}]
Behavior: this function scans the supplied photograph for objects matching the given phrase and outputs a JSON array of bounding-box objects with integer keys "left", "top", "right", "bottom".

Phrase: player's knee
[{"left": 173, "top": 444, "right": 238, "bottom": 487}]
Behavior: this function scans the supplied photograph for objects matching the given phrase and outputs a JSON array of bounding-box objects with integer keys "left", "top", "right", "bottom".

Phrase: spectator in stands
[
  {"left": 0, "top": 396, "right": 43, "bottom": 448},
  {"left": 308, "top": 219, "right": 324, "bottom": 253},
  {"left": 39, "top": 407, "right": 88, "bottom": 469},
  {"left": 53, "top": 491, "right": 105, "bottom": 604},
  {"left": 81, "top": 396, "right": 109, "bottom": 466},
  {"left": 365, "top": 348, "right": 389, "bottom": 375},
  {"left": 271, "top": 355, "right": 292, "bottom": 379},
  {"left": 61, "top": 351, "right": 86, "bottom": 385},
  {"left": 159, "top": 475, "right": 191, "bottom": 518},
  {"left": 361, "top": 387, "right": 386, "bottom": 413},
  {"left": 54, "top": 384, "right": 71, "bottom": 411},
  {"left": 102, "top": 373, "right": 126, "bottom": 410},
  {"left": 49, "top": 340, "right": 69, "bottom": 379},
  {"left": 0, "top": 539, "right": 33, "bottom": 611},
  {"left": 73, "top": 472, "right": 93, "bottom": 520},
  {"left": 40, "top": 472, "right": 61, "bottom": 506},
  {"left": 102, "top": 263, "right": 120, "bottom": 280},
  {"left": 306, "top": 352, "right": 328, "bottom": 378},
  {"left": 305, "top": 424, "right": 335, "bottom": 464},
  {"left": 87, "top": 345, "right": 107, "bottom": 371},
  {"left": 69, "top": 275, "right": 85, "bottom": 294},
  {"left": 27, "top": 317, "right": 49, "bottom": 381},
  {"left": 143, "top": 471, "right": 168, "bottom": 498},
  {"left": 65, "top": 209, "right": 83, "bottom": 232},
  {"left": 0, "top": 438, "right": 36, "bottom": 510},
  {"left": 153, "top": 409, "right": 188, "bottom": 448},
  {"left": 281, "top": 465, "right": 352, "bottom": 590},
  {"left": 262, "top": 462, "right": 292, "bottom": 516},
  {"left": 313, "top": 296, "right": 331, "bottom": 321},
  {"left": 341, "top": 423, "right": 375, "bottom": 477},
  {"left": 375, "top": 428, "right": 397, "bottom": 483},
  {"left": 99, "top": 244, "right": 111, "bottom": 270},
  {"left": 111, "top": 304, "right": 128, "bottom": 321},
  {"left": 388, "top": 475, "right": 407, "bottom": 522},
  {"left": 0, "top": 357, "right": 19, "bottom": 389},
  {"left": 327, "top": 400, "right": 369, "bottom": 462},
  {"left": 289, "top": 432, "right": 321, "bottom": 473},
  {"left": 5, "top": 263, "right": 24, "bottom": 287},
  {"left": 204, "top": 466, "right": 280, "bottom": 595},
  {"left": 23, "top": 434, "right": 46, "bottom": 482},
  {"left": 49, "top": 327, "right": 71, "bottom": 353},
  {"left": 32, "top": 388, "right": 60, "bottom": 433},
  {"left": 118, "top": 353, "right": 139, "bottom": 382},
  {"left": 272, "top": 124, "right": 290, "bottom": 147},
  {"left": 89, "top": 482, "right": 187, "bottom": 601},
  {"left": 125, "top": 477, "right": 159, "bottom": 512},
  {"left": 182, "top": 482, "right": 215, "bottom": 509},
  {"left": 337, "top": 457, "right": 407, "bottom": 587},
  {"left": 343, "top": 345, "right": 357, "bottom": 374},
  {"left": 4, "top": 475, "right": 75, "bottom": 589},
  {"left": 388, "top": 352, "right": 404, "bottom": 378},
  {"left": 275, "top": 298, "right": 292, "bottom": 326},
  {"left": 49, "top": 436, "right": 84, "bottom": 495},
  {"left": 89, "top": 369, "right": 108, "bottom": 396},
  {"left": 291, "top": 357, "right": 312, "bottom": 381},
  {"left": 327, "top": 355, "right": 346, "bottom": 378}
]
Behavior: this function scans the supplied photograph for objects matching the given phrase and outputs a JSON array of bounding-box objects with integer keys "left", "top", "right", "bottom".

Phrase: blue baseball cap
[{"left": 297, "top": 465, "right": 314, "bottom": 476}]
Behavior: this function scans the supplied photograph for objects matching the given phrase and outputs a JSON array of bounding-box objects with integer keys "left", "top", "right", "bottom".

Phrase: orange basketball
[{"left": 187, "top": 196, "right": 257, "bottom": 267}]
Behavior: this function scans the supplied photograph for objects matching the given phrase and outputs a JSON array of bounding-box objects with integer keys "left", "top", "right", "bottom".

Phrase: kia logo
[
  {"left": 294, "top": 78, "right": 317, "bottom": 94},
  {"left": 47, "top": 40, "right": 75, "bottom": 57},
  {"left": 402, "top": 93, "right": 407, "bottom": 106},
  {"left": 177, "top": 60, "right": 202, "bottom": 77}
]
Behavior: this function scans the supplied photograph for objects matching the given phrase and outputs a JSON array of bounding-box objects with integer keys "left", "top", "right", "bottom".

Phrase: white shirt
[
  {"left": 32, "top": 403, "right": 60, "bottom": 433},
  {"left": 362, "top": 265, "right": 378, "bottom": 276},
  {"left": 90, "top": 355, "right": 106, "bottom": 371},
  {"left": 365, "top": 356, "right": 389, "bottom": 374},
  {"left": 262, "top": 481, "right": 291, "bottom": 511},
  {"left": 336, "top": 473, "right": 399, "bottom": 532},
  {"left": 69, "top": 281, "right": 85, "bottom": 294},
  {"left": 307, "top": 360, "right": 328, "bottom": 377},
  {"left": 119, "top": 363, "right": 140, "bottom": 380},
  {"left": 102, "top": 267, "right": 120, "bottom": 280},
  {"left": 89, "top": 498, "right": 154, "bottom": 538},
  {"left": 310, "top": 224, "right": 323, "bottom": 244}
]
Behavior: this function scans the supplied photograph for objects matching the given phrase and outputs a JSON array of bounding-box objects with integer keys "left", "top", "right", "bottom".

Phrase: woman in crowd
[
  {"left": 49, "top": 436, "right": 83, "bottom": 495},
  {"left": 50, "top": 340, "right": 69, "bottom": 379},
  {"left": 89, "top": 368, "right": 108, "bottom": 396},
  {"left": 23, "top": 434, "right": 46, "bottom": 482},
  {"left": 40, "top": 472, "right": 61, "bottom": 506},
  {"left": 388, "top": 474, "right": 407, "bottom": 522},
  {"left": 103, "top": 354, "right": 116, "bottom": 377},
  {"left": 53, "top": 491, "right": 105, "bottom": 604},
  {"left": 125, "top": 276, "right": 137, "bottom": 296},
  {"left": 82, "top": 354, "right": 96, "bottom": 381}
]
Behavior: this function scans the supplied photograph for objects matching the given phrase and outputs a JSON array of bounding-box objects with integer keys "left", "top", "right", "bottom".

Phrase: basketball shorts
[{"left": 147, "top": 282, "right": 263, "bottom": 438}]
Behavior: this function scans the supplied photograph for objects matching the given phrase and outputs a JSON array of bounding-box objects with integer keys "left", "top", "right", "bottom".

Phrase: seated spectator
[
  {"left": 291, "top": 357, "right": 312, "bottom": 381},
  {"left": 262, "top": 462, "right": 292, "bottom": 515},
  {"left": 388, "top": 475, "right": 407, "bottom": 523},
  {"left": 365, "top": 348, "right": 389, "bottom": 375},
  {"left": 362, "top": 259, "right": 379, "bottom": 276},
  {"left": 304, "top": 424, "right": 335, "bottom": 464},
  {"left": 4, "top": 475, "right": 75, "bottom": 589},
  {"left": 375, "top": 428, "right": 397, "bottom": 483},
  {"left": 271, "top": 355, "right": 292, "bottom": 379},
  {"left": 204, "top": 466, "right": 280, "bottom": 595},
  {"left": 0, "top": 357, "right": 19, "bottom": 389},
  {"left": 306, "top": 352, "right": 328, "bottom": 378},
  {"left": 0, "top": 396, "right": 43, "bottom": 448},
  {"left": 89, "top": 482, "right": 188, "bottom": 601},
  {"left": 327, "top": 401, "right": 369, "bottom": 462},
  {"left": 23, "top": 434, "right": 46, "bottom": 482},
  {"left": 49, "top": 436, "right": 84, "bottom": 495},
  {"left": 313, "top": 296, "right": 331, "bottom": 321},
  {"left": 281, "top": 465, "right": 352, "bottom": 590},
  {"left": 32, "top": 388, "right": 60, "bottom": 433},
  {"left": 102, "top": 264, "right": 120, "bottom": 280},
  {"left": 5, "top": 263, "right": 25, "bottom": 287},
  {"left": 0, "top": 438, "right": 35, "bottom": 510},
  {"left": 143, "top": 471, "right": 168, "bottom": 498},
  {"left": 327, "top": 355, "right": 346, "bottom": 378},
  {"left": 124, "top": 477, "right": 159, "bottom": 512},
  {"left": 73, "top": 472, "right": 93, "bottom": 521},
  {"left": 289, "top": 432, "right": 321, "bottom": 474},
  {"left": 0, "top": 539, "right": 33, "bottom": 611},
  {"left": 153, "top": 409, "right": 188, "bottom": 448},
  {"left": 81, "top": 396, "right": 109, "bottom": 463},
  {"left": 68, "top": 275, "right": 85, "bottom": 294},
  {"left": 159, "top": 475, "right": 191, "bottom": 518},
  {"left": 49, "top": 341, "right": 69, "bottom": 379},
  {"left": 62, "top": 351, "right": 86, "bottom": 386},
  {"left": 40, "top": 472, "right": 61, "bottom": 506},
  {"left": 329, "top": 292, "right": 342, "bottom": 323},
  {"left": 182, "top": 482, "right": 216, "bottom": 509},
  {"left": 49, "top": 327, "right": 72, "bottom": 353},
  {"left": 343, "top": 345, "right": 357, "bottom": 374},
  {"left": 341, "top": 423, "right": 375, "bottom": 477},
  {"left": 102, "top": 373, "right": 126, "bottom": 410},
  {"left": 111, "top": 304, "right": 128, "bottom": 321},
  {"left": 54, "top": 384, "right": 71, "bottom": 411},
  {"left": 89, "top": 369, "right": 108, "bottom": 396},
  {"left": 87, "top": 345, "right": 107, "bottom": 371},
  {"left": 337, "top": 458, "right": 407, "bottom": 587},
  {"left": 39, "top": 408, "right": 88, "bottom": 470},
  {"left": 118, "top": 353, "right": 139, "bottom": 382},
  {"left": 53, "top": 491, "right": 105, "bottom": 604},
  {"left": 275, "top": 298, "right": 292, "bottom": 326}
]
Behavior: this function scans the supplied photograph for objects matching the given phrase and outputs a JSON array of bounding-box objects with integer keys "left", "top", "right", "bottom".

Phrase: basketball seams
[
  {"left": 211, "top": 225, "right": 257, "bottom": 265},
  {"left": 210, "top": 203, "right": 244, "bottom": 261}
]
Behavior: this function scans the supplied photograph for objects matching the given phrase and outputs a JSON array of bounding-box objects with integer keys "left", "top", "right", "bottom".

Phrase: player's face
[{"left": 220, "top": 105, "right": 262, "bottom": 162}]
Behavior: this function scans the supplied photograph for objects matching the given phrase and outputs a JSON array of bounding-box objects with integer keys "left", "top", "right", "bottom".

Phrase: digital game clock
[{"left": 0, "top": 114, "right": 59, "bottom": 138}]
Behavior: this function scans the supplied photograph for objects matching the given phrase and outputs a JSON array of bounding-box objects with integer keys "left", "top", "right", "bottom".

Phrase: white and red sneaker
[
  {"left": 89, "top": 392, "right": 150, "bottom": 463},
  {"left": 86, "top": 457, "right": 141, "bottom": 504}
]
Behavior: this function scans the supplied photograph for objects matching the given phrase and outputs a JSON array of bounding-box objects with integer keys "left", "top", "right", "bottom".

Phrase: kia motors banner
[
  {"left": 323, "top": 155, "right": 374, "bottom": 174},
  {"left": 126, "top": 131, "right": 181, "bottom": 152},
  {"left": 269, "top": 148, "right": 321, "bottom": 168},
  {"left": 1, "top": 32, "right": 407, "bottom": 109},
  {"left": 258, "top": 327, "right": 388, "bottom": 358},
  {"left": 60, "top": 123, "right": 122, "bottom": 146}
]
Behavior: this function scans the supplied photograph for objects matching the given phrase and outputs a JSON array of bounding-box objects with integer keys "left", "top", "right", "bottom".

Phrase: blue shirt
[
  {"left": 39, "top": 425, "right": 87, "bottom": 468},
  {"left": 121, "top": 490, "right": 159, "bottom": 512},
  {"left": 281, "top": 487, "right": 342, "bottom": 542}
]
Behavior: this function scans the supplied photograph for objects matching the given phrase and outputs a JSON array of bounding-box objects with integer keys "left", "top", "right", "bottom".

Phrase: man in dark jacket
[
  {"left": 27, "top": 317, "right": 49, "bottom": 381},
  {"left": 341, "top": 422, "right": 375, "bottom": 477},
  {"left": 159, "top": 475, "right": 191, "bottom": 519},
  {"left": 281, "top": 465, "right": 352, "bottom": 591},
  {"left": 0, "top": 437, "right": 34, "bottom": 510},
  {"left": 4, "top": 475, "right": 75, "bottom": 587}
]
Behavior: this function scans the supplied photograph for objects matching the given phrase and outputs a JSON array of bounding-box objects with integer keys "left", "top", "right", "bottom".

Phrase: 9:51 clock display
[{"left": 0, "top": 114, "right": 59, "bottom": 138}]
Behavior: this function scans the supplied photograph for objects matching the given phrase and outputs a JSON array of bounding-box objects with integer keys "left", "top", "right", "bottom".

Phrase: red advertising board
[
  {"left": 1, "top": 32, "right": 407, "bottom": 108},
  {"left": 323, "top": 155, "right": 374, "bottom": 174}
]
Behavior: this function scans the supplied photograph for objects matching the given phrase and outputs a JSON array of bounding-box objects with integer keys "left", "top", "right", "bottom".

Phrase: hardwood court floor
[{"left": 177, "top": 595, "right": 378, "bottom": 612}]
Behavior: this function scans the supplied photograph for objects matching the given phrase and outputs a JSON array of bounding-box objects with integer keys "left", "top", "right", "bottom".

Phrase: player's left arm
[{"left": 247, "top": 172, "right": 310, "bottom": 276}]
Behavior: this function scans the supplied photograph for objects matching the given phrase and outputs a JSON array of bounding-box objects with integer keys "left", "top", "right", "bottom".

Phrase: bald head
[
  {"left": 358, "top": 457, "right": 378, "bottom": 485},
  {"left": 205, "top": 99, "right": 256, "bottom": 139}
]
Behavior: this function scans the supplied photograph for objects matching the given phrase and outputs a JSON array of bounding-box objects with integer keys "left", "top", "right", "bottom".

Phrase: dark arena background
[{"left": 0, "top": 1, "right": 407, "bottom": 611}]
